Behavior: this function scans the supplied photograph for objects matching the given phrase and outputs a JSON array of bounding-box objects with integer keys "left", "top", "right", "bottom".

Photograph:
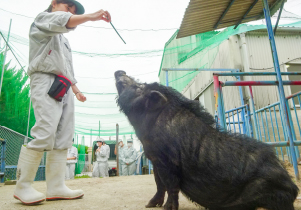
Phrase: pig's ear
[{"left": 146, "top": 91, "right": 167, "bottom": 110}]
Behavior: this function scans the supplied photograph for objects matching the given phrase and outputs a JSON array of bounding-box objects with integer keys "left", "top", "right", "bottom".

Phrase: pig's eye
[{"left": 136, "top": 87, "right": 143, "bottom": 94}]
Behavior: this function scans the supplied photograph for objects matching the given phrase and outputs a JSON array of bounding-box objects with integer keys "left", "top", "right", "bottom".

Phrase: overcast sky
[{"left": 0, "top": 0, "right": 300, "bottom": 147}]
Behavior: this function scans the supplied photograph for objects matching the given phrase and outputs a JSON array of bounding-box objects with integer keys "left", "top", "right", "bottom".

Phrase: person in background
[
  {"left": 92, "top": 141, "right": 101, "bottom": 177},
  {"left": 114, "top": 140, "right": 124, "bottom": 175},
  {"left": 95, "top": 138, "right": 108, "bottom": 177},
  {"left": 103, "top": 141, "right": 110, "bottom": 177},
  {"left": 120, "top": 140, "right": 137, "bottom": 176},
  {"left": 66, "top": 139, "right": 78, "bottom": 180}
]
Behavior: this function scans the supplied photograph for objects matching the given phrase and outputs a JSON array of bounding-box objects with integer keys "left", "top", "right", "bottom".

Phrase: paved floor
[
  {"left": 0, "top": 175, "right": 203, "bottom": 210},
  {"left": 1, "top": 172, "right": 301, "bottom": 210}
]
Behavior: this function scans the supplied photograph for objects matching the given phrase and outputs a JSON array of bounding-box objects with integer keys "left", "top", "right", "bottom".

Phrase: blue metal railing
[
  {"left": 252, "top": 91, "right": 301, "bottom": 162},
  {"left": 224, "top": 104, "right": 249, "bottom": 135},
  {"left": 218, "top": 104, "right": 254, "bottom": 138},
  {"left": 0, "top": 139, "right": 6, "bottom": 183},
  {"left": 220, "top": 91, "right": 301, "bottom": 164},
  {"left": 214, "top": 69, "right": 301, "bottom": 179}
]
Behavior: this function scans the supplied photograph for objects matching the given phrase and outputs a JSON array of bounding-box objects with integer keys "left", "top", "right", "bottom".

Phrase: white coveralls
[
  {"left": 117, "top": 146, "right": 124, "bottom": 175},
  {"left": 104, "top": 144, "right": 110, "bottom": 177},
  {"left": 26, "top": 11, "right": 77, "bottom": 152},
  {"left": 135, "top": 151, "right": 144, "bottom": 175},
  {"left": 120, "top": 146, "right": 137, "bottom": 176},
  {"left": 65, "top": 146, "right": 78, "bottom": 179},
  {"left": 94, "top": 146, "right": 108, "bottom": 178}
]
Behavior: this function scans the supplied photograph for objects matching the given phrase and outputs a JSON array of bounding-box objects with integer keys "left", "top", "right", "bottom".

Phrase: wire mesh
[
  {"left": 0, "top": 125, "right": 46, "bottom": 181},
  {"left": 75, "top": 154, "right": 91, "bottom": 174},
  {"left": 158, "top": 21, "right": 301, "bottom": 93}
]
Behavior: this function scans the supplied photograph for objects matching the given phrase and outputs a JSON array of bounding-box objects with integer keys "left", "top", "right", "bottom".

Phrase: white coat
[
  {"left": 117, "top": 146, "right": 124, "bottom": 175},
  {"left": 93, "top": 146, "right": 108, "bottom": 178},
  {"left": 120, "top": 146, "right": 137, "bottom": 176},
  {"left": 65, "top": 146, "right": 77, "bottom": 180}
]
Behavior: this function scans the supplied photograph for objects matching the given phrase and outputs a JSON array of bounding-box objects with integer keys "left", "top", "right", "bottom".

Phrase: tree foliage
[{"left": 0, "top": 52, "right": 35, "bottom": 136}]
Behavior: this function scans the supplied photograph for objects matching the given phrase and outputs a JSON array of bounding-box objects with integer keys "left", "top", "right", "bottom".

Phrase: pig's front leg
[
  {"left": 157, "top": 166, "right": 180, "bottom": 210},
  {"left": 164, "top": 188, "right": 179, "bottom": 210},
  {"left": 145, "top": 164, "right": 166, "bottom": 208}
]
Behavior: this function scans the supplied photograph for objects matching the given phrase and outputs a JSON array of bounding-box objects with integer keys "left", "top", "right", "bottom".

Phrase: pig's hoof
[
  {"left": 145, "top": 197, "right": 164, "bottom": 208},
  {"left": 163, "top": 202, "right": 178, "bottom": 210}
]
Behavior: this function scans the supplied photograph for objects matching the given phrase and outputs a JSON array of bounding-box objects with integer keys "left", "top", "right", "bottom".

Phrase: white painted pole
[{"left": 0, "top": 19, "right": 12, "bottom": 96}]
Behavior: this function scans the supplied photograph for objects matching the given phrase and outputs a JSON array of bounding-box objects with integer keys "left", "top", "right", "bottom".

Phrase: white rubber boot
[
  {"left": 46, "top": 150, "right": 84, "bottom": 200},
  {"left": 13, "top": 146, "right": 46, "bottom": 204}
]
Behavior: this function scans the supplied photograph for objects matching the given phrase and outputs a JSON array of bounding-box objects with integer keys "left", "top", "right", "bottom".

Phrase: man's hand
[
  {"left": 72, "top": 84, "right": 86, "bottom": 102},
  {"left": 89, "top": 10, "right": 111, "bottom": 22},
  {"left": 76, "top": 92, "right": 86, "bottom": 102}
]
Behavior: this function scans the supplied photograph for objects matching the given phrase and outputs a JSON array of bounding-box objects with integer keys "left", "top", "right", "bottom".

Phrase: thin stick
[{"left": 110, "top": 22, "right": 126, "bottom": 44}]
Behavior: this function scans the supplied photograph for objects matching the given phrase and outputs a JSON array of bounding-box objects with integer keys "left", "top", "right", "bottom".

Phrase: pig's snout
[
  {"left": 114, "top": 70, "right": 127, "bottom": 80},
  {"left": 115, "top": 70, "right": 128, "bottom": 95}
]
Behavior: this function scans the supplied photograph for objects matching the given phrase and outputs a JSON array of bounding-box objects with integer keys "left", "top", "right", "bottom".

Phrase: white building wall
[
  {"left": 181, "top": 29, "right": 301, "bottom": 114},
  {"left": 245, "top": 30, "right": 301, "bottom": 109},
  {"left": 182, "top": 36, "right": 243, "bottom": 114}
]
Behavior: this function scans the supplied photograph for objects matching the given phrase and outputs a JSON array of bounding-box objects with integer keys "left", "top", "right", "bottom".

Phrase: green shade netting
[
  {"left": 74, "top": 92, "right": 135, "bottom": 136},
  {"left": 74, "top": 136, "right": 86, "bottom": 175},
  {"left": 2, "top": 19, "right": 301, "bottom": 138},
  {"left": 158, "top": 21, "right": 301, "bottom": 93},
  {"left": 0, "top": 51, "right": 134, "bottom": 136}
]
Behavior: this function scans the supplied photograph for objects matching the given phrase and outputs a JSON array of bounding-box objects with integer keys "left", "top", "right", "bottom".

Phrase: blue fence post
[
  {"left": 227, "top": 112, "right": 231, "bottom": 132},
  {"left": 291, "top": 96, "right": 301, "bottom": 138},
  {"left": 220, "top": 87, "right": 227, "bottom": 128},
  {"left": 262, "top": 0, "right": 299, "bottom": 180},
  {"left": 148, "top": 160, "right": 152, "bottom": 175},
  {"left": 165, "top": 70, "right": 169, "bottom": 87},
  {"left": 0, "top": 139, "right": 6, "bottom": 183},
  {"left": 260, "top": 112, "right": 268, "bottom": 142},
  {"left": 232, "top": 111, "right": 236, "bottom": 132},
  {"left": 139, "top": 146, "right": 143, "bottom": 175},
  {"left": 285, "top": 100, "right": 300, "bottom": 159},
  {"left": 249, "top": 86, "right": 260, "bottom": 140},
  {"left": 279, "top": 104, "right": 292, "bottom": 163},
  {"left": 237, "top": 76, "right": 247, "bottom": 134},
  {"left": 268, "top": 107, "right": 280, "bottom": 158},
  {"left": 246, "top": 104, "right": 253, "bottom": 138}
]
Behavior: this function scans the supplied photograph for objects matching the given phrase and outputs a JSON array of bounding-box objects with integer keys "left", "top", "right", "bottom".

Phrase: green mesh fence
[
  {"left": 74, "top": 136, "right": 87, "bottom": 175},
  {"left": 0, "top": 48, "right": 134, "bottom": 137},
  {"left": 159, "top": 20, "right": 301, "bottom": 93},
  {"left": 0, "top": 126, "right": 46, "bottom": 181}
]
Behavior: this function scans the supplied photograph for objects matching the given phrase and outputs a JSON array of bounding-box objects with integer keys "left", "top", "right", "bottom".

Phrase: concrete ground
[
  {"left": 1, "top": 165, "right": 301, "bottom": 210},
  {"left": 0, "top": 175, "right": 203, "bottom": 210}
]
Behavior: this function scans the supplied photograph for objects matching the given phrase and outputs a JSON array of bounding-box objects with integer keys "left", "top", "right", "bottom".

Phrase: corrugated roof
[{"left": 177, "top": 0, "right": 285, "bottom": 39}]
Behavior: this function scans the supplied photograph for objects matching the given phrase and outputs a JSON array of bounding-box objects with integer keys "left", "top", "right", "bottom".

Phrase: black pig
[{"left": 114, "top": 70, "right": 298, "bottom": 210}]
